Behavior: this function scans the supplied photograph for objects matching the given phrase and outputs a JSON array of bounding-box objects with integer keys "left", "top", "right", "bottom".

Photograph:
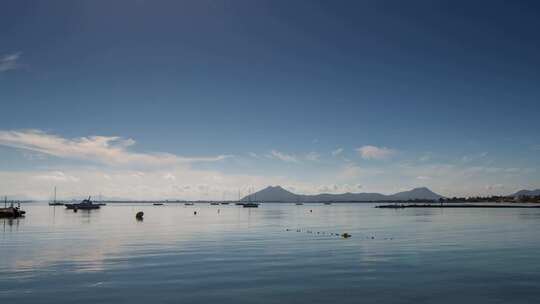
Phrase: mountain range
[
  {"left": 511, "top": 189, "right": 540, "bottom": 197},
  {"left": 241, "top": 186, "right": 443, "bottom": 202}
]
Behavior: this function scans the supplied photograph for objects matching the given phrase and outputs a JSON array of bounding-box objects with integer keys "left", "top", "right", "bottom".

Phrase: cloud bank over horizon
[{"left": 0, "top": 129, "right": 536, "bottom": 200}]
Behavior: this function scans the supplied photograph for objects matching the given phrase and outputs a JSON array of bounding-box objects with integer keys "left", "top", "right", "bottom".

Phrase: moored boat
[
  {"left": 0, "top": 207, "right": 26, "bottom": 218},
  {"left": 0, "top": 206, "right": 26, "bottom": 218},
  {"left": 65, "top": 197, "right": 100, "bottom": 210},
  {"left": 243, "top": 202, "right": 259, "bottom": 208},
  {"left": 48, "top": 187, "right": 64, "bottom": 206},
  {"left": 1, "top": 197, "right": 26, "bottom": 218}
]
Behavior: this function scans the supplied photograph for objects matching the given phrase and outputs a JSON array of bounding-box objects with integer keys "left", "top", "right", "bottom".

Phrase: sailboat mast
[{"left": 54, "top": 186, "right": 57, "bottom": 204}]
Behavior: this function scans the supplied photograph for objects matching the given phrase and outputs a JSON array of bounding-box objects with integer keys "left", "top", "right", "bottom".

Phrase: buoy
[
  {"left": 341, "top": 233, "right": 352, "bottom": 238},
  {"left": 136, "top": 211, "right": 144, "bottom": 220},
  {"left": 194, "top": 211, "right": 197, "bottom": 215},
  {"left": 73, "top": 208, "right": 78, "bottom": 213}
]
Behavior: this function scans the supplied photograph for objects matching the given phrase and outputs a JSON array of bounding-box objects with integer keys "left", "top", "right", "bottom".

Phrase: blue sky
[{"left": 1, "top": 0, "right": 539, "bottom": 199}]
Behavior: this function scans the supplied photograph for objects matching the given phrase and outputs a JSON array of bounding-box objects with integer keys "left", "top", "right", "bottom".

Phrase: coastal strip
[{"left": 376, "top": 204, "right": 540, "bottom": 209}]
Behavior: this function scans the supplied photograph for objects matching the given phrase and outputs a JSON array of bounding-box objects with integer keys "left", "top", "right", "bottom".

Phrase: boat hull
[
  {"left": 0, "top": 207, "right": 26, "bottom": 218},
  {"left": 243, "top": 203, "right": 259, "bottom": 208},
  {"left": 65, "top": 204, "right": 100, "bottom": 210}
]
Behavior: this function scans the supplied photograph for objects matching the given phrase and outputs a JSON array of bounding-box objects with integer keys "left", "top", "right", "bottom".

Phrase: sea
[{"left": 1, "top": 202, "right": 540, "bottom": 303}]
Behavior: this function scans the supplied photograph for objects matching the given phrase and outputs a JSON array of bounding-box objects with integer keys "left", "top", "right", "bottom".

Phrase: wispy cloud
[
  {"left": 0, "top": 52, "right": 21, "bottom": 72},
  {"left": 356, "top": 145, "right": 395, "bottom": 160},
  {"left": 331, "top": 147, "right": 343, "bottom": 156},
  {"left": 267, "top": 150, "right": 298, "bottom": 163},
  {"left": 305, "top": 151, "right": 320, "bottom": 161},
  {"left": 485, "top": 184, "right": 504, "bottom": 191},
  {"left": 461, "top": 152, "right": 488, "bottom": 163},
  {"left": 33, "top": 171, "right": 80, "bottom": 182},
  {"left": 419, "top": 152, "right": 432, "bottom": 162},
  {"left": 163, "top": 173, "right": 176, "bottom": 181},
  {"left": 0, "top": 129, "right": 231, "bottom": 167}
]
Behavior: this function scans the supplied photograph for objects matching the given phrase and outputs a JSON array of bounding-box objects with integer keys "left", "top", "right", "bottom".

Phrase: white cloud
[
  {"left": 462, "top": 152, "right": 489, "bottom": 163},
  {"left": 339, "top": 164, "right": 362, "bottom": 179},
  {"left": 267, "top": 150, "right": 298, "bottom": 163},
  {"left": 356, "top": 145, "right": 395, "bottom": 160},
  {"left": 305, "top": 151, "right": 320, "bottom": 161},
  {"left": 419, "top": 152, "right": 432, "bottom": 162},
  {"left": 0, "top": 129, "right": 231, "bottom": 168},
  {"left": 33, "top": 171, "right": 80, "bottom": 182},
  {"left": 485, "top": 184, "right": 504, "bottom": 191},
  {"left": 0, "top": 167, "right": 318, "bottom": 200},
  {"left": 331, "top": 147, "right": 343, "bottom": 156},
  {"left": 163, "top": 173, "right": 176, "bottom": 181},
  {"left": 0, "top": 52, "right": 20, "bottom": 72},
  {"left": 22, "top": 151, "right": 47, "bottom": 160}
]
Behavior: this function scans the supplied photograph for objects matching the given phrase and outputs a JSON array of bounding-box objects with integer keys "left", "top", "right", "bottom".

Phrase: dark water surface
[{"left": 2, "top": 203, "right": 540, "bottom": 303}]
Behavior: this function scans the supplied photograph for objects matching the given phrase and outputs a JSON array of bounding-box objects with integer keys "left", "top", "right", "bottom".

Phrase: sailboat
[
  {"left": 243, "top": 187, "right": 259, "bottom": 208},
  {"left": 48, "top": 187, "right": 64, "bottom": 206}
]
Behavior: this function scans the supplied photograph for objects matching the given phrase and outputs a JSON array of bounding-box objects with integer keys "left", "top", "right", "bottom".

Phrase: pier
[{"left": 376, "top": 204, "right": 540, "bottom": 209}]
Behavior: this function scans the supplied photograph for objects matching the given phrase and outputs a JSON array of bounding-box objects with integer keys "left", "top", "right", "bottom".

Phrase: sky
[{"left": 1, "top": 0, "right": 540, "bottom": 200}]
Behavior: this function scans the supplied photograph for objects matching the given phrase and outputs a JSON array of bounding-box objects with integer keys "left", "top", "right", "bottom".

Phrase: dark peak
[
  {"left": 391, "top": 187, "right": 443, "bottom": 200},
  {"left": 512, "top": 189, "right": 540, "bottom": 196},
  {"left": 411, "top": 187, "right": 431, "bottom": 191},
  {"left": 261, "top": 185, "right": 290, "bottom": 192}
]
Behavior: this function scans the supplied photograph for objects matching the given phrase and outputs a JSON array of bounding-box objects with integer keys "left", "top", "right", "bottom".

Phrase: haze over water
[{"left": 2, "top": 203, "right": 540, "bottom": 303}]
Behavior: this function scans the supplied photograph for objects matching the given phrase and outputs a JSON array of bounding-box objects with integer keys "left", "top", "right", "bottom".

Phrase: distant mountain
[
  {"left": 511, "top": 189, "right": 540, "bottom": 197},
  {"left": 387, "top": 187, "right": 443, "bottom": 201},
  {"left": 242, "top": 185, "right": 299, "bottom": 202},
  {"left": 241, "top": 186, "right": 443, "bottom": 202}
]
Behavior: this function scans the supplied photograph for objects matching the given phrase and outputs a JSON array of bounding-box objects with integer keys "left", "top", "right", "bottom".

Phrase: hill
[
  {"left": 241, "top": 186, "right": 443, "bottom": 202},
  {"left": 511, "top": 189, "right": 540, "bottom": 197}
]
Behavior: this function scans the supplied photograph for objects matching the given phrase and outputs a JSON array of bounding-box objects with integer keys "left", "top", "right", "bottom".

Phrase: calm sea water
[{"left": 1, "top": 203, "right": 540, "bottom": 303}]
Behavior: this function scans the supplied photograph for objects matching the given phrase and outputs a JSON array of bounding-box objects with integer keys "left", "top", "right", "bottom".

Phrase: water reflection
[
  {"left": 1, "top": 218, "right": 22, "bottom": 231},
  {"left": 1, "top": 203, "right": 540, "bottom": 303}
]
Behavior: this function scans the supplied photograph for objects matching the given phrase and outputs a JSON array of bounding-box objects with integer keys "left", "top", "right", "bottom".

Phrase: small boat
[
  {"left": 243, "top": 202, "right": 259, "bottom": 208},
  {"left": 49, "top": 187, "right": 64, "bottom": 206},
  {"left": 0, "top": 207, "right": 26, "bottom": 218},
  {"left": 0, "top": 199, "right": 26, "bottom": 218},
  {"left": 153, "top": 203, "right": 164, "bottom": 206},
  {"left": 324, "top": 202, "right": 332, "bottom": 205},
  {"left": 235, "top": 202, "right": 245, "bottom": 206},
  {"left": 184, "top": 202, "right": 194, "bottom": 206},
  {"left": 65, "top": 197, "right": 100, "bottom": 210}
]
